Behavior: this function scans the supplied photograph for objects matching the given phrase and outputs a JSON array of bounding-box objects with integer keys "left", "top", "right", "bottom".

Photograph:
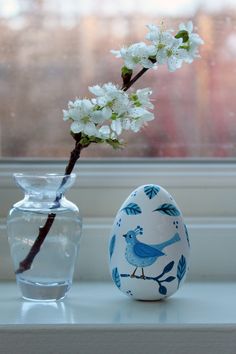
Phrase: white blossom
[
  {"left": 89, "top": 83, "right": 131, "bottom": 116},
  {"left": 146, "top": 25, "right": 186, "bottom": 71},
  {"left": 63, "top": 84, "right": 154, "bottom": 141},
  {"left": 63, "top": 99, "right": 97, "bottom": 135},
  {"left": 129, "top": 107, "right": 154, "bottom": 132},
  {"left": 146, "top": 24, "right": 173, "bottom": 47},
  {"left": 179, "top": 21, "right": 204, "bottom": 63},
  {"left": 164, "top": 38, "right": 186, "bottom": 72},
  {"left": 111, "top": 22, "right": 203, "bottom": 73},
  {"left": 134, "top": 88, "right": 154, "bottom": 109},
  {"left": 111, "top": 42, "right": 157, "bottom": 70}
]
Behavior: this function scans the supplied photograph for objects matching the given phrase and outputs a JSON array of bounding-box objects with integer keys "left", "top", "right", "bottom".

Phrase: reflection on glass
[
  {"left": 0, "top": 0, "right": 235, "bottom": 158},
  {"left": 19, "top": 301, "right": 71, "bottom": 324}
]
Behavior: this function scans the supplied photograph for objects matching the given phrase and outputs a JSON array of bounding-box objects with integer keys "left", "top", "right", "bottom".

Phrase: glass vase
[{"left": 7, "top": 173, "right": 82, "bottom": 301}]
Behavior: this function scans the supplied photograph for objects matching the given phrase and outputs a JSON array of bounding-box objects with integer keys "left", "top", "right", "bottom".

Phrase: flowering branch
[{"left": 16, "top": 21, "right": 203, "bottom": 274}]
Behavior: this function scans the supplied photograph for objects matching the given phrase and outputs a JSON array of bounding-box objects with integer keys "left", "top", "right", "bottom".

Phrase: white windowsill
[{"left": 0, "top": 281, "right": 236, "bottom": 354}]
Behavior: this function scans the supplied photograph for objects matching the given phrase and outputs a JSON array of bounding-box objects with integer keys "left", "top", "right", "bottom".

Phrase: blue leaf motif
[
  {"left": 162, "top": 276, "right": 175, "bottom": 283},
  {"left": 112, "top": 267, "right": 121, "bottom": 289},
  {"left": 177, "top": 255, "right": 187, "bottom": 288},
  {"left": 159, "top": 285, "right": 167, "bottom": 295},
  {"left": 163, "top": 261, "right": 175, "bottom": 274},
  {"left": 184, "top": 224, "right": 190, "bottom": 247},
  {"left": 121, "top": 203, "right": 142, "bottom": 215},
  {"left": 153, "top": 203, "right": 180, "bottom": 216},
  {"left": 144, "top": 185, "right": 160, "bottom": 199},
  {"left": 109, "top": 235, "right": 116, "bottom": 259}
]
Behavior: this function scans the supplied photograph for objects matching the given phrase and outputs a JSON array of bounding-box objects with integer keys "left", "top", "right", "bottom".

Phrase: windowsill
[{"left": 0, "top": 281, "right": 236, "bottom": 354}]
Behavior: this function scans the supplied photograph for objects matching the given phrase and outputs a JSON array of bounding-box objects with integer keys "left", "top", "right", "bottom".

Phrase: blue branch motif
[
  {"left": 153, "top": 203, "right": 181, "bottom": 216},
  {"left": 144, "top": 185, "right": 160, "bottom": 199},
  {"left": 177, "top": 255, "right": 187, "bottom": 288},
  {"left": 121, "top": 203, "right": 142, "bottom": 215},
  {"left": 109, "top": 234, "right": 116, "bottom": 259},
  {"left": 120, "top": 261, "right": 176, "bottom": 296}
]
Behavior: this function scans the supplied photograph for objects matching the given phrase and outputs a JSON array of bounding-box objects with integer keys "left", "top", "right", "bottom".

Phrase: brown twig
[
  {"left": 15, "top": 213, "right": 56, "bottom": 274},
  {"left": 122, "top": 67, "right": 148, "bottom": 91},
  {"left": 122, "top": 57, "right": 156, "bottom": 91},
  {"left": 15, "top": 140, "right": 84, "bottom": 274}
]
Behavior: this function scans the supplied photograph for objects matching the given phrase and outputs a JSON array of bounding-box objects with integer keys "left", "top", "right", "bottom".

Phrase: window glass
[{"left": 0, "top": 0, "right": 236, "bottom": 158}]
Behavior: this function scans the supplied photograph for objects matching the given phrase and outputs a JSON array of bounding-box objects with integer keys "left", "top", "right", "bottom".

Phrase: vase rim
[
  {"left": 13, "top": 172, "right": 76, "bottom": 179},
  {"left": 13, "top": 172, "right": 77, "bottom": 194}
]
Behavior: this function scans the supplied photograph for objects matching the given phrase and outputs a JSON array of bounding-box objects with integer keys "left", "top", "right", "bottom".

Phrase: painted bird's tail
[{"left": 154, "top": 232, "right": 181, "bottom": 252}]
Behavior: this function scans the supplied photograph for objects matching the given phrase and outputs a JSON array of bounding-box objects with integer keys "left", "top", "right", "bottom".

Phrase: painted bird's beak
[{"left": 123, "top": 234, "right": 127, "bottom": 238}]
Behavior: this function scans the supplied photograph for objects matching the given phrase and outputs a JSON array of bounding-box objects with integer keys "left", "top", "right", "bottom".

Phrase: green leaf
[
  {"left": 121, "top": 66, "right": 133, "bottom": 85},
  {"left": 111, "top": 112, "right": 117, "bottom": 120},
  {"left": 148, "top": 55, "right": 157, "bottom": 63},
  {"left": 180, "top": 44, "right": 190, "bottom": 50},
  {"left": 106, "top": 139, "right": 123, "bottom": 149},
  {"left": 130, "top": 93, "right": 142, "bottom": 107},
  {"left": 76, "top": 133, "right": 123, "bottom": 150},
  {"left": 121, "top": 66, "right": 133, "bottom": 77},
  {"left": 175, "top": 30, "right": 189, "bottom": 43}
]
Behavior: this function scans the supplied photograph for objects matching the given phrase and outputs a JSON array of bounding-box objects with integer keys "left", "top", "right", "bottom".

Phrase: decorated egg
[{"left": 108, "top": 184, "right": 190, "bottom": 300}]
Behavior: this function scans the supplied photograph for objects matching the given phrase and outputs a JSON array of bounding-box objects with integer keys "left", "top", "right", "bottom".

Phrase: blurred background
[{"left": 0, "top": 0, "right": 235, "bottom": 159}]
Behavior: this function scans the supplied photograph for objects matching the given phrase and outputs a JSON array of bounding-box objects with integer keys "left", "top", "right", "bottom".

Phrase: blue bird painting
[{"left": 123, "top": 226, "right": 180, "bottom": 279}]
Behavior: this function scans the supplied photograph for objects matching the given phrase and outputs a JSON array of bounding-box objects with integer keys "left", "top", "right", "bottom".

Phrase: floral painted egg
[{"left": 108, "top": 184, "right": 190, "bottom": 300}]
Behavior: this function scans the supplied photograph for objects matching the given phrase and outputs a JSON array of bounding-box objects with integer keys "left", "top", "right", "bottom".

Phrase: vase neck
[
  {"left": 14, "top": 173, "right": 76, "bottom": 193},
  {"left": 13, "top": 173, "right": 76, "bottom": 210}
]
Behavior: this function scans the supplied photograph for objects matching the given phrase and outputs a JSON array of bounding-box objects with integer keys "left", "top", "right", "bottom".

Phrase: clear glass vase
[{"left": 7, "top": 173, "right": 82, "bottom": 301}]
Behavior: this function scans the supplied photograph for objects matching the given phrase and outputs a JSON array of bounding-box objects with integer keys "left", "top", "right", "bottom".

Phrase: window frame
[
  {"left": 0, "top": 159, "right": 236, "bottom": 281},
  {"left": 1, "top": 159, "right": 236, "bottom": 218}
]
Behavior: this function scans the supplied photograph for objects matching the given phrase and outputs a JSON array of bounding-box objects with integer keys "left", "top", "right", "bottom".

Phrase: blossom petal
[
  {"left": 91, "top": 110, "right": 106, "bottom": 124},
  {"left": 89, "top": 85, "right": 105, "bottom": 96},
  {"left": 63, "top": 110, "right": 70, "bottom": 121},
  {"left": 70, "top": 122, "right": 82, "bottom": 133},
  {"left": 187, "top": 21, "right": 193, "bottom": 33},
  {"left": 99, "top": 125, "right": 111, "bottom": 138},
  {"left": 84, "top": 122, "right": 97, "bottom": 136},
  {"left": 102, "top": 106, "right": 112, "bottom": 120},
  {"left": 111, "top": 119, "right": 122, "bottom": 135}
]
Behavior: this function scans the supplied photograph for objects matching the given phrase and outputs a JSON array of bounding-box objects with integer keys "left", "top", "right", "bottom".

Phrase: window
[
  {"left": 0, "top": 1, "right": 236, "bottom": 285},
  {"left": 0, "top": 0, "right": 236, "bottom": 158},
  {"left": 0, "top": 1, "right": 235, "bottom": 252}
]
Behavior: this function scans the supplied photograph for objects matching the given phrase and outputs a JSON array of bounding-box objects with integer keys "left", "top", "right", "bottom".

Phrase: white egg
[{"left": 108, "top": 184, "right": 190, "bottom": 300}]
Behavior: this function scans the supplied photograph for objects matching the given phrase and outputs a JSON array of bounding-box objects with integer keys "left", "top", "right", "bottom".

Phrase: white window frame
[{"left": 0, "top": 160, "right": 236, "bottom": 281}]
